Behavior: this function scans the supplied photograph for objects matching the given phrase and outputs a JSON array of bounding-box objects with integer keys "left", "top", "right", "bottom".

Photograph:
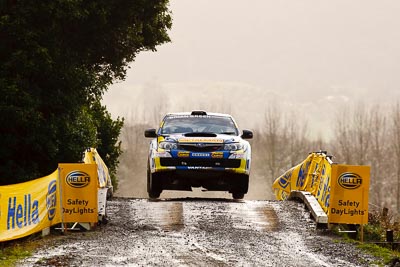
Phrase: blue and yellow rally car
[{"left": 144, "top": 111, "right": 253, "bottom": 199}]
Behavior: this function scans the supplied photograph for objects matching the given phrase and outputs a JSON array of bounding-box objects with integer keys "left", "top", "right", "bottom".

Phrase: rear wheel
[
  {"left": 147, "top": 162, "right": 162, "bottom": 199},
  {"left": 232, "top": 192, "right": 245, "bottom": 199}
]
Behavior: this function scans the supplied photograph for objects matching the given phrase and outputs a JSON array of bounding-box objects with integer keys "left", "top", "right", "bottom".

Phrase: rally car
[{"left": 144, "top": 111, "right": 252, "bottom": 199}]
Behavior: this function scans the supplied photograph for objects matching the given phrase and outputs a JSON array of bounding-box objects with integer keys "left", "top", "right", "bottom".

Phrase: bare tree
[
  {"left": 117, "top": 119, "right": 152, "bottom": 197},
  {"left": 333, "top": 105, "right": 353, "bottom": 164},
  {"left": 284, "top": 111, "right": 310, "bottom": 167},
  {"left": 333, "top": 103, "right": 398, "bottom": 211},
  {"left": 116, "top": 88, "right": 171, "bottom": 197},
  {"left": 333, "top": 103, "right": 372, "bottom": 164},
  {"left": 390, "top": 103, "right": 400, "bottom": 210},
  {"left": 352, "top": 103, "right": 372, "bottom": 165},
  {"left": 256, "top": 104, "right": 312, "bottom": 184},
  {"left": 261, "top": 104, "right": 285, "bottom": 180},
  {"left": 368, "top": 105, "right": 389, "bottom": 208}
]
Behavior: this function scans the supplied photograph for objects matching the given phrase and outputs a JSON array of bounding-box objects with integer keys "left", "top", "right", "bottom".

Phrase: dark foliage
[{"left": 0, "top": 0, "right": 172, "bottom": 184}]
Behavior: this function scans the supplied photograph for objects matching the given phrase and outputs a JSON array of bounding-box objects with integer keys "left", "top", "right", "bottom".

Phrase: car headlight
[
  {"left": 159, "top": 142, "right": 178, "bottom": 150},
  {"left": 224, "top": 143, "right": 244, "bottom": 151}
]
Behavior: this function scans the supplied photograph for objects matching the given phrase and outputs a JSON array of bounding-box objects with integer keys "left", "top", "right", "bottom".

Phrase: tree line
[
  {"left": 254, "top": 102, "right": 400, "bottom": 213},
  {"left": 330, "top": 104, "right": 400, "bottom": 213}
]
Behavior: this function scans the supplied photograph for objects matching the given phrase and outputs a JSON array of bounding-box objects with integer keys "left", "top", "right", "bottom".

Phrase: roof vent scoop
[{"left": 191, "top": 110, "right": 207, "bottom": 116}]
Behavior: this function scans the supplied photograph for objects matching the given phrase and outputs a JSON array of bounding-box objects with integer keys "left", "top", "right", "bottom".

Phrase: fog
[
  {"left": 104, "top": 0, "right": 400, "bottom": 138},
  {"left": 102, "top": 1, "right": 400, "bottom": 199}
]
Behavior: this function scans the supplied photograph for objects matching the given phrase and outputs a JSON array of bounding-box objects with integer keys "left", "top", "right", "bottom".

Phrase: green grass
[
  {"left": 0, "top": 231, "right": 62, "bottom": 267},
  {"left": 330, "top": 216, "right": 400, "bottom": 266},
  {"left": 357, "top": 242, "right": 400, "bottom": 266},
  {"left": 0, "top": 242, "right": 33, "bottom": 267},
  {"left": 330, "top": 233, "right": 398, "bottom": 266},
  {"left": 0, "top": 228, "right": 87, "bottom": 266}
]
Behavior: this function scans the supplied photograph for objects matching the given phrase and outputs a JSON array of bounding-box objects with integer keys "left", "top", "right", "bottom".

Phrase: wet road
[{"left": 19, "top": 198, "right": 377, "bottom": 267}]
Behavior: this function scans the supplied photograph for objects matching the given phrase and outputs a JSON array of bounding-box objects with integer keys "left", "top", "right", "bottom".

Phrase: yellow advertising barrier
[
  {"left": 0, "top": 171, "right": 61, "bottom": 242},
  {"left": 329, "top": 165, "right": 370, "bottom": 224},
  {"left": 272, "top": 152, "right": 331, "bottom": 202},
  {"left": 314, "top": 156, "right": 332, "bottom": 215},
  {"left": 83, "top": 148, "right": 113, "bottom": 219},
  {"left": 0, "top": 161, "right": 100, "bottom": 242},
  {"left": 83, "top": 148, "right": 111, "bottom": 189},
  {"left": 59, "top": 164, "right": 98, "bottom": 223},
  {"left": 272, "top": 152, "right": 370, "bottom": 225}
]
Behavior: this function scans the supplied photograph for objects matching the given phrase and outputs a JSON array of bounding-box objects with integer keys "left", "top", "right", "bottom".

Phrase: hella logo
[
  {"left": 338, "top": 172, "right": 362, "bottom": 190},
  {"left": 66, "top": 171, "right": 90, "bottom": 188},
  {"left": 46, "top": 180, "right": 57, "bottom": 220}
]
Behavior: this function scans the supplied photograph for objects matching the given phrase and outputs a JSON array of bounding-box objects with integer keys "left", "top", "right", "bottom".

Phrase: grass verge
[
  {"left": 0, "top": 241, "right": 34, "bottom": 267},
  {"left": 0, "top": 230, "right": 67, "bottom": 267},
  {"left": 356, "top": 242, "right": 400, "bottom": 266}
]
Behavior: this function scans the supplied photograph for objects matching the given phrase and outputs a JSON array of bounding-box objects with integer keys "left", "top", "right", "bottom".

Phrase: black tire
[
  {"left": 147, "top": 161, "right": 162, "bottom": 199},
  {"left": 232, "top": 192, "right": 245, "bottom": 199},
  {"left": 232, "top": 174, "right": 249, "bottom": 199},
  {"left": 148, "top": 190, "right": 161, "bottom": 199}
]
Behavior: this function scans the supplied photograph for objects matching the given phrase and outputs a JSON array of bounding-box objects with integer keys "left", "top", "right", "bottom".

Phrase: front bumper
[{"left": 150, "top": 150, "right": 250, "bottom": 175}]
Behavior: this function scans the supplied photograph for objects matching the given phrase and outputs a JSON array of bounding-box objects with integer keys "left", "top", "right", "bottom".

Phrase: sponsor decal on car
[
  {"left": 187, "top": 166, "right": 212, "bottom": 170},
  {"left": 168, "top": 115, "right": 213, "bottom": 119},
  {"left": 192, "top": 153, "right": 211, "bottom": 157},
  {"left": 179, "top": 138, "right": 223, "bottom": 143},
  {"left": 211, "top": 152, "right": 224, "bottom": 158},
  {"left": 177, "top": 151, "right": 190, "bottom": 157},
  {"left": 155, "top": 152, "right": 171, "bottom": 157},
  {"left": 228, "top": 153, "right": 245, "bottom": 159}
]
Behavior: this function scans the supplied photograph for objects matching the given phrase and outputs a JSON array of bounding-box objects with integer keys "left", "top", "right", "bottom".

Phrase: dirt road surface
[{"left": 18, "top": 197, "right": 379, "bottom": 267}]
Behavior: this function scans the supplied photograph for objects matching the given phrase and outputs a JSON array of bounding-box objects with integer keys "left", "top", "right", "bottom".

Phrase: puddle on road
[
  {"left": 134, "top": 201, "right": 184, "bottom": 231},
  {"left": 156, "top": 202, "right": 184, "bottom": 231},
  {"left": 228, "top": 202, "right": 279, "bottom": 232},
  {"left": 137, "top": 199, "right": 279, "bottom": 233}
]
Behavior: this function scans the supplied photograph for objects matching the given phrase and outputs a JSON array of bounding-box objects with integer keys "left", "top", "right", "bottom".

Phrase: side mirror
[
  {"left": 241, "top": 130, "right": 253, "bottom": 139},
  {"left": 144, "top": 128, "right": 158, "bottom": 138}
]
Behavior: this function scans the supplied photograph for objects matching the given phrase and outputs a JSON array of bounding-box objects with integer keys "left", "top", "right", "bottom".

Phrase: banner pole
[
  {"left": 58, "top": 166, "right": 65, "bottom": 233},
  {"left": 360, "top": 224, "right": 364, "bottom": 243}
]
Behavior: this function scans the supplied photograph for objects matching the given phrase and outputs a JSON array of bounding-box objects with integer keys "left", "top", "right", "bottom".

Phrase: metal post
[
  {"left": 360, "top": 224, "right": 364, "bottom": 243},
  {"left": 387, "top": 230, "right": 394, "bottom": 250},
  {"left": 58, "top": 166, "right": 66, "bottom": 233}
]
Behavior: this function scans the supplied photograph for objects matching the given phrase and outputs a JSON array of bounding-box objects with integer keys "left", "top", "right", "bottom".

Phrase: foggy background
[{"left": 102, "top": 1, "right": 400, "bottom": 204}]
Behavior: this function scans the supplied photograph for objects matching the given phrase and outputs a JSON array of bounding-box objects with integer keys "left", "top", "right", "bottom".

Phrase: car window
[{"left": 161, "top": 116, "right": 238, "bottom": 135}]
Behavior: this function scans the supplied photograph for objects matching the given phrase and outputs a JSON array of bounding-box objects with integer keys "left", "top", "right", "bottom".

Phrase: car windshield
[{"left": 161, "top": 115, "right": 239, "bottom": 135}]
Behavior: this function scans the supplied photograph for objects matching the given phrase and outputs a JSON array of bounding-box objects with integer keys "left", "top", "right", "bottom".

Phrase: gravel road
[{"left": 18, "top": 197, "right": 380, "bottom": 267}]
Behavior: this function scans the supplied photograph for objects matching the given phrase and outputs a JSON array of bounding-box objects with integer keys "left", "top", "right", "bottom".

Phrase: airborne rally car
[{"left": 144, "top": 111, "right": 253, "bottom": 199}]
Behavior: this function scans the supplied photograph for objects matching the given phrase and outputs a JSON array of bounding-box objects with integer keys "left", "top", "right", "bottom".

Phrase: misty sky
[{"left": 104, "top": 0, "right": 400, "bottom": 137}]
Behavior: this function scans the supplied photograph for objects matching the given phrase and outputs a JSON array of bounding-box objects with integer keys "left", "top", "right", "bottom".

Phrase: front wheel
[
  {"left": 148, "top": 190, "right": 161, "bottom": 199},
  {"left": 231, "top": 174, "right": 249, "bottom": 199},
  {"left": 147, "top": 163, "right": 162, "bottom": 199}
]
